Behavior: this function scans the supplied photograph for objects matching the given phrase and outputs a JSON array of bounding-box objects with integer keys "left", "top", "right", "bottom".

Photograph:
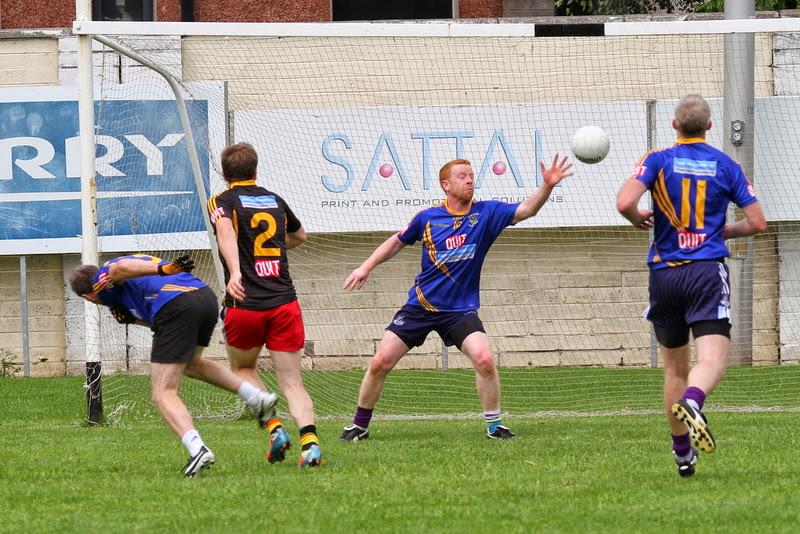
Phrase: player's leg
[
  {"left": 647, "top": 267, "right": 697, "bottom": 474},
  {"left": 227, "top": 344, "right": 266, "bottom": 387},
  {"left": 671, "top": 261, "right": 733, "bottom": 454},
  {"left": 253, "top": 300, "right": 314, "bottom": 464},
  {"left": 151, "top": 361, "right": 214, "bottom": 476},
  {"left": 220, "top": 306, "right": 279, "bottom": 427},
  {"left": 149, "top": 291, "right": 219, "bottom": 476},
  {"left": 270, "top": 349, "right": 314, "bottom": 427},
  {"left": 658, "top": 332, "right": 697, "bottom": 476},
  {"left": 672, "top": 326, "right": 730, "bottom": 455},
  {"left": 459, "top": 330, "right": 516, "bottom": 439},
  {"left": 271, "top": 349, "right": 320, "bottom": 466},
  {"left": 151, "top": 361, "right": 193, "bottom": 437},
  {"left": 688, "top": 330, "right": 730, "bottom": 396},
  {"left": 339, "top": 330, "right": 411, "bottom": 441},
  {"left": 360, "top": 330, "right": 411, "bottom": 407},
  {"left": 222, "top": 307, "right": 269, "bottom": 388},
  {"left": 459, "top": 331, "right": 499, "bottom": 411},
  {"left": 182, "top": 346, "right": 276, "bottom": 420},
  {"left": 185, "top": 346, "right": 244, "bottom": 393}
]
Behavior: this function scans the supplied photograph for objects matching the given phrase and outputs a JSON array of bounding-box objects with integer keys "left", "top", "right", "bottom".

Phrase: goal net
[{"left": 75, "top": 18, "right": 800, "bottom": 422}]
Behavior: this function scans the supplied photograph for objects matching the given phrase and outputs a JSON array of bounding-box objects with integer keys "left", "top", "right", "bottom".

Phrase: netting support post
[
  {"left": 646, "top": 100, "right": 658, "bottom": 369},
  {"left": 92, "top": 34, "right": 227, "bottom": 292},
  {"left": 20, "top": 256, "right": 30, "bottom": 377},
  {"left": 724, "top": 1, "right": 756, "bottom": 366},
  {"left": 77, "top": 0, "right": 103, "bottom": 424},
  {"left": 86, "top": 361, "right": 103, "bottom": 423}
]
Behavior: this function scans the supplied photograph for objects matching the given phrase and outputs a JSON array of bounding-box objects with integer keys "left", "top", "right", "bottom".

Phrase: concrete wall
[
  {"left": 182, "top": 33, "right": 775, "bottom": 112},
  {"left": 0, "top": 255, "right": 66, "bottom": 376},
  {"left": 0, "top": 35, "right": 60, "bottom": 85}
]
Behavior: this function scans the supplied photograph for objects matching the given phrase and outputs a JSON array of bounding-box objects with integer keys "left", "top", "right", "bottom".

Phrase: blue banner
[{"left": 0, "top": 98, "right": 210, "bottom": 242}]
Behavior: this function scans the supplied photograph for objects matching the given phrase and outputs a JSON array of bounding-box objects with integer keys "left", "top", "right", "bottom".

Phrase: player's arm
[
  {"left": 214, "top": 217, "right": 246, "bottom": 301},
  {"left": 723, "top": 201, "right": 767, "bottom": 239},
  {"left": 343, "top": 234, "right": 406, "bottom": 291},
  {"left": 106, "top": 255, "right": 194, "bottom": 284},
  {"left": 616, "top": 178, "right": 654, "bottom": 230},
  {"left": 513, "top": 154, "right": 573, "bottom": 224},
  {"left": 285, "top": 226, "right": 307, "bottom": 250}
]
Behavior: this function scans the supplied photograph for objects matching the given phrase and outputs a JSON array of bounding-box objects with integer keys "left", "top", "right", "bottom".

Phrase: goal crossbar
[{"left": 73, "top": 17, "right": 800, "bottom": 39}]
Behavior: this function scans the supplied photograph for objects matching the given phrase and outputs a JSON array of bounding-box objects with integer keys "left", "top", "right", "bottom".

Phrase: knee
[
  {"left": 151, "top": 390, "right": 164, "bottom": 408},
  {"left": 369, "top": 353, "right": 396, "bottom": 377},
  {"left": 152, "top": 385, "right": 178, "bottom": 408},
  {"left": 471, "top": 351, "right": 496, "bottom": 376}
]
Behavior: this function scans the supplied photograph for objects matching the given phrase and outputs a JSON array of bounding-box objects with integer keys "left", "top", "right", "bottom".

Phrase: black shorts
[
  {"left": 385, "top": 304, "right": 486, "bottom": 351},
  {"left": 150, "top": 286, "right": 218, "bottom": 364},
  {"left": 645, "top": 260, "right": 732, "bottom": 328}
]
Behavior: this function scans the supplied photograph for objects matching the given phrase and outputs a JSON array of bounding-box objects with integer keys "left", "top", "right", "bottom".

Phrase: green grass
[{"left": 2, "top": 376, "right": 800, "bottom": 533}]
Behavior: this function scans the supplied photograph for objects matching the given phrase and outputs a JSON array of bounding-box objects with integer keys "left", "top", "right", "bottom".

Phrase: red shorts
[{"left": 223, "top": 300, "right": 305, "bottom": 352}]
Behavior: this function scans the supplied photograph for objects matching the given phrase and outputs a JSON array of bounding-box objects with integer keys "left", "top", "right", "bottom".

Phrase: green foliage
[
  {"left": 0, "top": 348, "right": 21, "bottom": 377},
  {"left": 2, "top": 377, "right": 800, "bottom": 533},
  {"left": 556, "top": 0, "right": 697, "bottom": 15},
  {"left": 555, "top": 0, "right": 798, "bottom": 15},
  {"left": 695, "top": 0, "right": 798, "bottom": 12}
]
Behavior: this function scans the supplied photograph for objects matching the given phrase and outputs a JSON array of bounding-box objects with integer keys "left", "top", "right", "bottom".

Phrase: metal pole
[
  {"left": 77, "top": 0, "right": 103, "bottom": 423},
  {"left": 724, "top": 0, "right": 756, "bottom": 366},
  {"left": 20, "top": 256, "right": 30, "bottom": 377},
  {"left": 646, "top": 100, "right": 658, "bottom": 368}
]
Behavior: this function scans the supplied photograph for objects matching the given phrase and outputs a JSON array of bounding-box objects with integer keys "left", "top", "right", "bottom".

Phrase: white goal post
[{"left": 73, "top": 17, "right": 800, "bottom": 422}]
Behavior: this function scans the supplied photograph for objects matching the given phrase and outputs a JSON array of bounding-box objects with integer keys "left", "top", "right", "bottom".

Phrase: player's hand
[
  {"left": 539, "top": 154, "right": 573, "bottom": 187},
  {"left": 226, "top": 271, "right": 246, "bottom": 301},
  {"left": 343, "top": 267, "right": 370, "bottom": 291},
  {"left": 634, "top": 209, "right": 654, "bottom": 230},
  {"left": 108, "top": 304, "right": 136, "bottom": 325},
  {"left": 158, "top": 255, "right": 195, "bottom": 275}
]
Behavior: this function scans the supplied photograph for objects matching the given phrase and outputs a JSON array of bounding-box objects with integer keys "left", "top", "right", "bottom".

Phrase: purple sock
[
  {"left": 353, "top": 406, "right": 373, "bottom": 429},
  {"left": 671, "top": 432, "right": 692, "bottom": 456},
  {"left": 683, "top": 386, "right": 707, "bottom": 411}
]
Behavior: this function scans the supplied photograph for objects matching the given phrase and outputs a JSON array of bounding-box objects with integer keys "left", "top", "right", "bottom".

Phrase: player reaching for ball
[
  {"left": 207, "top": 142, "right": 322, "bottom": 468},
  {"left": 339, "top": 155, "right": 573, "bottom": 442},
  {"left": 616, "top": 94, "right": 766, "bottom": 477},
  {"left": 69, "top": 254, "right": 279, "bottom": 477}
]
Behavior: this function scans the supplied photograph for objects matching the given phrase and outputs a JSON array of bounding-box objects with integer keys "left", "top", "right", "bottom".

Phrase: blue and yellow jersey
[
  {"left": 92, "top": 254, "right": 207, "bottom": 324},
  {"left": 397, "top": 199, "right": 518, "bottom": 312},
  {"left": 632, "top": 139, "right": 758, "bottom": 270}
]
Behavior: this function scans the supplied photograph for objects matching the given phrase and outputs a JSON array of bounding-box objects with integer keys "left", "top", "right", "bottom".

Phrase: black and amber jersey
[{"left": 208, "top": 180, "right": 302, "bottom": 310}]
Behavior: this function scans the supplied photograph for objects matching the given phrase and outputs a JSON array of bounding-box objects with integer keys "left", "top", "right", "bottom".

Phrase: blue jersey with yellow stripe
[
  {"left": 397, "top": 199, "right": 518, "bottom": 312},
  {"left": 633, "top": 138, "right": 758, "bottom": 270},
  {"left": 92, "top": 254, "right": 207, "bottom": 324}
]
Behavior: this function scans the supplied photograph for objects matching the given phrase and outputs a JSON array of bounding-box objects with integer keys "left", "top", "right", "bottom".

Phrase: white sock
[
  {"left": 237, "top": 381, "right": 262, "bottom": 409},
  {"left": 181, "top": 429, "right": 205, "bottom": 457},
  {"left": 686, "top": 399, "right": 700, "bottom": 411}
]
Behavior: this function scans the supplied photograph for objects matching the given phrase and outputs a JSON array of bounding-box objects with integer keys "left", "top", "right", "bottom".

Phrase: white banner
[{"left": 235, "top": 101, "right": 649, "bottom": 232}]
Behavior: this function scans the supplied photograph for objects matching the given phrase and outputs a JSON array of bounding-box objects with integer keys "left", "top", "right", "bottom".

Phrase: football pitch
[{"left": 2, "top": 376, "right": 800, "bottom": 533}]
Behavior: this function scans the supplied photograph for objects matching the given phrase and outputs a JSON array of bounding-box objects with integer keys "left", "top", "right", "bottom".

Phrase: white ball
[{"left": 570, "top": 126, "right": 609, "bottom": 164}]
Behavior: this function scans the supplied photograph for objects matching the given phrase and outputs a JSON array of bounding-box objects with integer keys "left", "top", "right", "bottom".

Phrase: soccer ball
[{"left": 570, "top": 126, "right": 610, "bottom": 164}]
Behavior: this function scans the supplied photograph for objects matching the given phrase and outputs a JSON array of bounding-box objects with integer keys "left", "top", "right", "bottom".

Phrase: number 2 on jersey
[{"left": 251, "top": 212, "right": 280, "bottom": 257}]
